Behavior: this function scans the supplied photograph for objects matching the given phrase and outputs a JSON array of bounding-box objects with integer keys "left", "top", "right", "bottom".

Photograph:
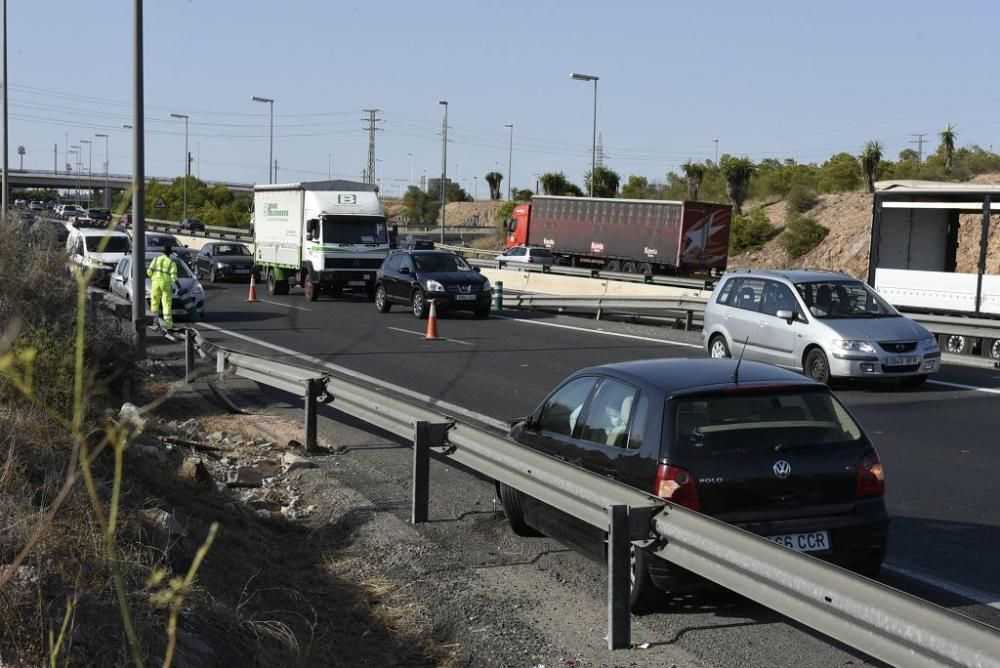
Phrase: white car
[
  {"left": 66, "top": 227, "right": 132, "bottom": 288},
  {"left": 110, "top": 254, "right": 205, "bottom": 320},
  {"left": 497, "top": 245, "right": 555, "bottom": 269}
]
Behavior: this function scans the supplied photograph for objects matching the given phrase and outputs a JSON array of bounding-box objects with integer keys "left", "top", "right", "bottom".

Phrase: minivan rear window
[{"left": 672, "top": 390, "right": 862, "bottom": 456}]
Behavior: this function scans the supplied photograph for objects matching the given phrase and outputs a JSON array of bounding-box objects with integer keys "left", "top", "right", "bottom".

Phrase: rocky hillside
[{"left": 729, "top": 175, "right": 1000, "bottom": 278}]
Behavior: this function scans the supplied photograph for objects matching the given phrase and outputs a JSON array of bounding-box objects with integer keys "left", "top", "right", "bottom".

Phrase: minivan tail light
[
  {"left": 654, "top": 464, "right": 701, "bottom": 511},
  {"left": 856, "top": 450, "right": 885, "bottom": 497}
]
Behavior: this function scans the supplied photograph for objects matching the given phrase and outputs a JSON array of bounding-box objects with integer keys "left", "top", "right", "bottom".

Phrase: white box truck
[
  {"left": 869, "top": 181, "right": 1000, "bottom": 362},
  {"left": 253, "top": 180, "right": 390, "bottom": 301}
]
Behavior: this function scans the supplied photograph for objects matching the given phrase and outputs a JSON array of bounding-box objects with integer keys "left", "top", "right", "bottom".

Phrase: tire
[
  {"left": 366, "top": 285, "right": 377, "bottom": 303},
  {"left": 630, "top": 545, "right": 664, "bottom": 614},
  {"left": 304, "top": 272, "right": 319, "bottom": 302},
  {"left": 374, "top": 284, "right": 391, "bottom": 313},
  {"left": 411, "top": 289, "right": 429, "bottom": 319},
  {"left": 709, "top": 334, "right": 731, "bottom": 359},
  {"left": 474, "top": 304, "right": 490, "bottom": 319},
  {"left": 266, "top": 270, "right": 277, "bottom": 296},
  {"left": 901, "top": 374, "right": 928, "bottom": 388},
  {"left": 986, "top": 338, "right": 1000, "bottom": 360},
  {"left": 621, "top": 261, "right": 637, "bottom": 273},
  {"left": 940, "top": 333, "right": 971, "bottom": 355},
  {"left": 638, "top": 262, "right": 652, "bottom": 277},
  {"left": 209, "top": 267, "right": 218, "bottom": 284},
  {"left": 498, "top": 484, "right": 541, "bottom": 537},
  {"left": 804, "top": 347, "right": 831, "bottom": 384},
  {"left": 605, "top": 260, "right": 621, "bottom": 273}
]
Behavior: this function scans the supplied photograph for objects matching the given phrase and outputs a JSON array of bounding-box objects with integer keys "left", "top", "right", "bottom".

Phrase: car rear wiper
[{"left": 773, "top": 442, "right": 817, "bottom": 453}]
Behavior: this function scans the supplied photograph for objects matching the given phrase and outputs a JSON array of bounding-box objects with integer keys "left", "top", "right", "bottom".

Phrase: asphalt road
[{"left": 192, "top": 281, "right": 1000, "bottom": 660}]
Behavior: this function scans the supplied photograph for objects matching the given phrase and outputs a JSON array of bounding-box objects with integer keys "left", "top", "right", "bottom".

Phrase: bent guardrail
[{"left": 181, "top": 328, "right": 1000, "bottom": 660}]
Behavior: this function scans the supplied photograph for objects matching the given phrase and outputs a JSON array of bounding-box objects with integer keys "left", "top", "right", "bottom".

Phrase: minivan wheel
[
  {"left": 630, "top": 545, "right": 664, "bottom": 614},
  {"left": 804, "top": 347, "right": 831, "bottom": 384},
  {"left": 709, "top": 335, "right": 731, "bottom": 359},
  {"left": 374, "top": 285, "right": 390, "bottom": 313},
  {"left": 411, "top": 289, "right": 429, "bottom": 319},
  {"left": 497, "top": 484, "right": 541, "bottom": 537}
]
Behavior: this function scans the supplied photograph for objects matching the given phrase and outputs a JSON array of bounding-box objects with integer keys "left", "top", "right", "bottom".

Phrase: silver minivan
[{"left": 702, "top": 269, "right": 940, "bottom": 386}]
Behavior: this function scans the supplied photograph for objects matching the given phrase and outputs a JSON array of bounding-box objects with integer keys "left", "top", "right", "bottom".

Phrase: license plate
[
  {"left": 765, "top": 531, "right": 830, "bottom": 552},
  {"left": 885, "top": 355, "right": 918, "bottom": 366},
  {"left": 234, "top": 267, "right": 249, "bottom": 273},
  {"left": 455, "top": 294, "right": 476, "bottom": 301},
  {"left": 347, "top": 280, "right": 366, "bottom": 286}
]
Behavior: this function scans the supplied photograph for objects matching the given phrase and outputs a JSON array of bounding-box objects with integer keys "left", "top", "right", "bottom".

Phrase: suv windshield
[
  {"left": 795, "top": 280, "right": 897, "bottom": 319},
  {"left": 673, "top": 390, "right": 863, "bottom": 457},
  {"left": 85, "top": 236, "right": 132, "bottom": 253},
  {"left": 414, "top": 253, "right": 471, "bottom": 273},
  {"left": 322, "top": 216, "right": 387, "bottom": 244}
]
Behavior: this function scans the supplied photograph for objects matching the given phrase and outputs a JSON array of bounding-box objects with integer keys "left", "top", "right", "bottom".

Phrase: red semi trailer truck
[{"left": 505, "top": 196, "right": 732, "bottom": 276}]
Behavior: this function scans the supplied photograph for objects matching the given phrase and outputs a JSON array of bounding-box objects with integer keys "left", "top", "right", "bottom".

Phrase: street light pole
[
  {"left": 713, "top": 139, "right": 719, "bottom": 164},
  {"left": 571, "top": 72, "right": 599, "bottom": 197},
  {"left": 70, "top": 145, "right": 80, "bottom": 203},
  {"left": 438, "top": 100, "right": 448, "bottom": 243},
  {"left": 80, "top": 139, "right": 92, "bottom": 206},
  {"left": 252, "top": 96, "right": 274, "bottom": 183},
  {"left": 408, "top": 152, "right": 414, "bottom": 187},
  {"left": 504, "top": 122, "right": 514, "bottom": 200},
  {"left": 170, "top": 113, "right": 188, "bottom": 221},
  {"left": 95, "top": 133, "right": 109, "bottom": 209}
]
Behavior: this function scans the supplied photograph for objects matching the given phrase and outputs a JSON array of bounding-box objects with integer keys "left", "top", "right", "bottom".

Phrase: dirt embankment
[
  {"left": 383, "top": 198, "right": 506, "bottom": 228},
  {"left": 729, "top": 175, "right": 1000, "bottom": 278}
]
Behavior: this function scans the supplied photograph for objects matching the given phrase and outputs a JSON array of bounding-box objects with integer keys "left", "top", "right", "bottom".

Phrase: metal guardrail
[
  {"left": 146, "top": 218, "right": 254, "bottom": 242},
  {"left": 176, "top": 328, "right": 1000, "bottom": 661},
  {"left": 504, "top": 292, "right": 707, "bottom": 330},
  {"left": 459, "top": 254, "right": 714, "bottom": 290}
]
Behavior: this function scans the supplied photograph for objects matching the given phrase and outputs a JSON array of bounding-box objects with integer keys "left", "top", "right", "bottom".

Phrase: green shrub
[
  {"left": 728, "top": 208, "right": 776, "bottom": 254},
  {"left": 786, "top": 186, "right": 818, "bottom": 214},
  {"left": 781, "top": 215, "right": 829, "bottom": 259}
]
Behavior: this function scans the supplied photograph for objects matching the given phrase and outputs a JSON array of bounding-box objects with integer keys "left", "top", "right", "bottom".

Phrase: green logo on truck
[{"left": 264, "top": 202, "right": 289, "bottom": 217}]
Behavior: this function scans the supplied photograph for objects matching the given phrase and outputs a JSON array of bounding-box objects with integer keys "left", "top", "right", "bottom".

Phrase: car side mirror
[
  {"left": 776, "top": 309, "right": 794, "bottom": 323},
  {"left": 473, "top": 266, "right": 481, "bottom": 273},
  {"left": 399, "top": 266, "right": 411, "bottom": 275}
]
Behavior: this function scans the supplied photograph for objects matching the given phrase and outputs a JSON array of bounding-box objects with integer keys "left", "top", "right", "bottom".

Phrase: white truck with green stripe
[{"left": 253, "top": 180, "right": 389, "bottom": 301}]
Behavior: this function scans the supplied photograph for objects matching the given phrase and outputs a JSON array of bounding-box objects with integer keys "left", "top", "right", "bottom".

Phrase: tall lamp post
[
  {"left": 713, "top": 138, "right": 719, "bottom": 164},
  {"left": 170, "top": 113, "right": 189, "bottom": 221},
  {"left": 504, "top": 122, "right": 514, "bottom": 200},
  {"left": 438, "top": 100, "right": 448, "bottom": 243},
  {"left": 79, "top": 138, "right": 93, "bottom": 206},
  {"left": 570, "top": 72, "right": 599, "bottom": 197},
  {"left": 95, "top": 133, "right": 110, "bottom": 209},
  {"left": 252, "top": 96, "right": 274, "bottom": 183},
  {"left": 132, "top": 0, "right": 147, "bottom": 356},
  {"left": 70, "top": 145, "right": 81, "bottom": 203}
]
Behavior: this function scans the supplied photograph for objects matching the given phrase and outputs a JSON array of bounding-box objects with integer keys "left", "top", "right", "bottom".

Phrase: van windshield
[
  {"left": 795, "top": 280, "right": 897, "bottom": 319},
  {"left": 85, "top": 236, "right": 132, "bottom": 253},
  {"left": 673, "top": 390, "right": 863, "bottom": 457},
  {"left": 322, "top": 216, "right": 387, "bottom": 245}
]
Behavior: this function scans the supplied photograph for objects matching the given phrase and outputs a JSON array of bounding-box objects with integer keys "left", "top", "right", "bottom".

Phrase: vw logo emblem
[
  {"left": 773, "top": 460, "right": 792, "bottom": 479},
  {"left": 460, "top": 284, "right": 471, "bottom": 293}
]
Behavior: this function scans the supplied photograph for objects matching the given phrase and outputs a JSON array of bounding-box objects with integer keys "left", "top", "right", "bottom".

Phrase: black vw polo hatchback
[
  {"left": 374, "top": 249, "right": 492, "bottom": 319},
  {"left": 504, "top": 358, "right": 888, "bottom": 611}
]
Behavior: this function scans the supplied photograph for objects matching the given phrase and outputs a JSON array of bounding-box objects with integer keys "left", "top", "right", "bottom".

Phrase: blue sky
[{"left": 9, "top": 1, "right": 1000, "bottom": 196}]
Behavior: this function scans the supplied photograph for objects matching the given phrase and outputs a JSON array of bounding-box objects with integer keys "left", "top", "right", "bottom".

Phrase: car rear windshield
[
  {"left": 85, "top": 236, "right": 132, "bottom": 253},
  {"left": 672, "top": 390, "right": 863, "bottom": 457},
  {"left": 414, "top": 253, "right": 471, "bottom": 273}
]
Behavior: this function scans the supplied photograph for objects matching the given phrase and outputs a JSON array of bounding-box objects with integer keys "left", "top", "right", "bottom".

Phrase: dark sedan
[
  {"left": 193, "top": 242, "right": 255, "bottom": 282},
  {"left": 374, "top": 249, "right": 492, "bottom": 318},
  {"left": 503, "top": 358, "right": 888, "bottom": 612},
  {"left": 179, "top": 218, "right": 205, "bottom": 232},
  {"left": 144, "top": 232, "right": 191, "bottom": 263}
]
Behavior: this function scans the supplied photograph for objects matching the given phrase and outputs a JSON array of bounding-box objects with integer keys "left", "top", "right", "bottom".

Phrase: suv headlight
[
  {"left": 482, "top": 278, "right": 492, "bottom": 291},
  {"left": 425, "top": 279, "right": 445, "bottom": 292},
  {"left": 833, "top": 339, "right": 876, "bottom": 354},
  {"left": 921, "top": 335, "right": 939, "bottom": 349}
]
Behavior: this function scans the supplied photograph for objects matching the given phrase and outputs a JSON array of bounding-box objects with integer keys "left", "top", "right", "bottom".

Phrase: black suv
[
  {"left": 375, "top": 250, "right": 492, "bottom": 319},
  {"left": 504, "top": 358, "right": 888, "bottom": 612}
]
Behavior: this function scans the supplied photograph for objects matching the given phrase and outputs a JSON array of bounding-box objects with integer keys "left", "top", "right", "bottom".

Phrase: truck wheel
[
  {"left": 985, "top": 338, "right": 1000, "bottom": 360},
  {"left": 266, "top": 271, "right": 277, "bottom": 296},
  {"left": 940, "top": 334, "right": 972, "bottom": 355},
  {"left": 804, "top": 347, "right": 832, "bottom": 384},
  {"left": 606, "top": 260, "right": 621, "bottom": 272},
  {"left": 304, "top": 272, "right": 319, "bottom": 302},
  {"left": 621, "top": 261, "right": 637, "bottom": 273},
  {"left": 375, "top": 285, "right": 391, "bottom": 313},
  {"left": 638, "top": 262, "right": 652, "bottom": 277},
  {"left": 411, "top": 289, "right": 429, "bottom": 319}
]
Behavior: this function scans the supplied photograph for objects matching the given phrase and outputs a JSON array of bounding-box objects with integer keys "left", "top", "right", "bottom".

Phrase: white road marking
[
  {"left": 883, "top": 562, "right": 1000, "bottom": 611},
  {"left": 257, "top": 299, "right": 311, "bottom": 312},
  {"left": 496, "top": 315, "right": 703, "bottom": 349},
  {"left": 927, "top": 379, "right": 1000, "bottom": 396},
  {"left": 195, "top": 323, "right": 507, "bottom": 430},
  {"left": 387, "top": 326, "right": 474, "bottom": 346}
]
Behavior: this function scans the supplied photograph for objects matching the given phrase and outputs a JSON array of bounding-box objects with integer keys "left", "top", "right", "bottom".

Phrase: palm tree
[
  {"left": 859, "top": 141, "right": 883, "bottom": 193},
  {"left": 681, "top": 161, "right": 706, "bottom": 201},
  {"left": 539, "top": 172, "right": 571, "bottom": 196},
  {"left": 721, "top": 156, "right": 755, "bottom": 214},
  {"left": 940, "top": 124, "right": 957, "bottom": 178},
  {"left": 484, "top": 171, "right": 504, "bottom": 200},
  {"left": 584, "top": 166, "right": 621, "bottom": 198}
]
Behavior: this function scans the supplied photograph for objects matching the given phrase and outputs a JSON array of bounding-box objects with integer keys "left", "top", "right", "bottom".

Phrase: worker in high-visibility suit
[{"left": 147, "top": 244, "right": 179, "bottom": 328}]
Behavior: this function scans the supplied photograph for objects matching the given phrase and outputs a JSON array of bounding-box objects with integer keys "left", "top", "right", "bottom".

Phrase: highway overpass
[{"left": 4, "top": 168, "right": 253, "bottom": 194}]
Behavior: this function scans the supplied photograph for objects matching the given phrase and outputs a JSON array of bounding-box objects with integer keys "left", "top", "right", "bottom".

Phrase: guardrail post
[
  {"left": 216, "top": 350, "right": 226, "bottom": 376},
  {"left": 595, "top": 298, "right": 604, "bottom": 321},
  {"left": 494, "top": 281, "right": 504, "bottom": 312},
  {"left": 607, "top": 504, "right": 631, "bottom": 650},
  {"left": 411, "top": 420, "right": 431, "bottom": 524},
  {"left": 184, "top": 331, "right": 195, "bottom": 384},
  {"left": 304, "top": 379, "right": 319, "bottom": 452},
  {"left": 685, "top": 309, "right": 693, "bottom": 331}
]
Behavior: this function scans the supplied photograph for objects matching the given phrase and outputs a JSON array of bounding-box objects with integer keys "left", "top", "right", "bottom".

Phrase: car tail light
[
  {"left": 654, "top": 464, "right": 701, "bottom": 510},
  {"left": 856, "top": 450, "right": 885, "bottom": 497}
]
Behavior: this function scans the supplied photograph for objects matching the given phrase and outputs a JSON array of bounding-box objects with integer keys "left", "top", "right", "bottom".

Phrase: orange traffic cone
[
  {"left": 425, "top": 299, "right": 440, "bottom": 340},
  {"left": 246, "top": 272, "right": 259, "bottom": 303}
]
